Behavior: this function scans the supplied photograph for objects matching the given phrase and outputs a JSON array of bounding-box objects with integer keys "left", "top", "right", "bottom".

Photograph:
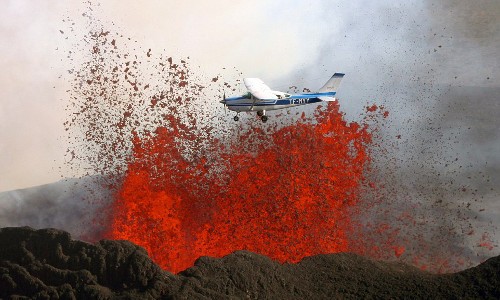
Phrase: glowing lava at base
[{"left": 109, "top": 102, "right": 373, "bottom": 273}]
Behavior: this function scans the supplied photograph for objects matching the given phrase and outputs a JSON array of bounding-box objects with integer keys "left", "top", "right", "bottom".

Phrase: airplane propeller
[{"left": 221, "top": 91, "right": 227, "bottom": 114}]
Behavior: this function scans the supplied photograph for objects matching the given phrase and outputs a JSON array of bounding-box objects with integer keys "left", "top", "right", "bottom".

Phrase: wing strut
[{"left": 249, "top": 95, "right": 257, "bottom": 111}]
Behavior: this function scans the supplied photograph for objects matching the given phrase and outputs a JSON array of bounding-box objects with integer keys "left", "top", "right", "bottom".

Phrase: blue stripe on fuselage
[
  {"left": 289, "top": 92, "right": 336, "bottom": 99},
  {"left": 224, "top": 92, "right": 335, "bottom": 104}
]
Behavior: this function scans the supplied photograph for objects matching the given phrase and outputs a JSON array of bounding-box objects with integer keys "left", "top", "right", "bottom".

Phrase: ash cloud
[
  {"left": 402, "top": 0, "right": 499, "bottom": 251},
  {"left": 284, "top": 0, "right": 500, "bottom": 268},
  {"left": 424, "top": 0, "right": 499, "bottom": 87},
  {"left": 0, "top": 177, "right": 112, "bottom": 241}
]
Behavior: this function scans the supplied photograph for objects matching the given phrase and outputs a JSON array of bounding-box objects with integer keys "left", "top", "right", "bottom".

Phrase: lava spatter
[
  {"left": 61, "top": 20, "right": 377, "bottom": 273},
  {"left": 63, "top": 9, "right": 496, "bottom": 275},
  {"left": 109, "top": 102, "right": 374, "bottom": 273},
  {"left": 62, "top": 21, "right": 427, "bottom": 273}
]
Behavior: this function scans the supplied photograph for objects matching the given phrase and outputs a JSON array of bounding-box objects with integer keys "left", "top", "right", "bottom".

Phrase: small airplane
[{"left": 220, "top": 73, "right": 345, "bottom": 122}]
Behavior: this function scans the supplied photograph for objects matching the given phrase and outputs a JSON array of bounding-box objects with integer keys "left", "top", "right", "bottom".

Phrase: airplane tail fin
[
  {"left": 318, "top": 73, "right": 345, "bottom": 93},
  {"left": 318, "top": 73, "right": 344, "bottom": 102}
]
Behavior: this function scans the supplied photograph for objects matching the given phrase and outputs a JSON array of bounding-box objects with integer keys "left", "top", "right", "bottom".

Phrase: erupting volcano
[
  {"left": 62, "top": 13, "right": 496, "bottom": 275},
  {"left": 63, "top": 20, "right": 385, "bottom": 273},
  {"left": 108, "top": 102, "right": 374, "bottom": 273}
]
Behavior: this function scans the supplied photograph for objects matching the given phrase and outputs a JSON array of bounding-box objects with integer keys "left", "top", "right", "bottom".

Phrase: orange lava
[
  {"left": 109, "top": 102, "right": 373, "bottom": 273},
  {"left": 65, "top": 22, "right": 497, "bottom": 276}
]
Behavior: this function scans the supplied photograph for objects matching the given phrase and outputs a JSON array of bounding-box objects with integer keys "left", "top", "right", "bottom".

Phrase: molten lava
[
  {"left": 109, "top": 102, "right": 373, "bottom": 273},
  {"left": 64, "top": 19, "right": 497, "bottom": 274}
]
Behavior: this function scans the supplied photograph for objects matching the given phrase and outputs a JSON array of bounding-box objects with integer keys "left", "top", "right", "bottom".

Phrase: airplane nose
[{"left": 220, "top": 99, "right": 226, "bottom": 104}]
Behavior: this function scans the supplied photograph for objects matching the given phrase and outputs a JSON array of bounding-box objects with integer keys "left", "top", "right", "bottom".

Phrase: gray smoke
[
  {"left": 0, "top": 177, "right": 112, "bottom": 241},
  {"left": 334, "top": 0, "right": 499, "bottom": 267},
  {"left": 282, "top": 0, "right": 499, "bottom": 269}
]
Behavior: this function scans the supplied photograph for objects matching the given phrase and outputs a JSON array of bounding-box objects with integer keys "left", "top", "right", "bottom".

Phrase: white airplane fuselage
[
  {"left": 223, "top": 94, "right": 330, "bottom": 112},
  {"left": 220, "top": 73, "right": 344, "bottom": 122}
]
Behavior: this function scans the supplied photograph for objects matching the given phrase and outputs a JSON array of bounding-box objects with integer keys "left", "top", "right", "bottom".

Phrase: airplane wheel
[
  {"left": 257, "top": 111, "right": 264, "bottom": 117},
  {"left": 234, "top": 115, "right": 239, "bottom": 121},
  {"left": 261, "top": 115, "right": 268, "bottom": 123}
]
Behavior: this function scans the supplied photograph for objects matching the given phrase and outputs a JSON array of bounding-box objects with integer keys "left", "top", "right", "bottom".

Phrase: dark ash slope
[{"left": 0, "top": 227, "right": 498, "bottom": 299}]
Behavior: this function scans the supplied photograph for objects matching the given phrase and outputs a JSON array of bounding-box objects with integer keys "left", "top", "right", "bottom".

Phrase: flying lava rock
[
  {"left": 108, "top": 102, "right": 375, "bottom": 273},
  {"left": 62, "top": 13, "right": 497, "bottom": 275}
]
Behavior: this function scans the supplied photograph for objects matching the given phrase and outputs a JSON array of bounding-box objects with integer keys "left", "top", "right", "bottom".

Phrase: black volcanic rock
[
  {"left": 0, "top": 227, "right": 177, "bottom": 299},
  {"left": 0, "top": 227, "right": 499, "bottom": 299}
]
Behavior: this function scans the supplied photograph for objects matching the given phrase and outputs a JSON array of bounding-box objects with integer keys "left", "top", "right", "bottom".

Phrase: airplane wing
[{"left": 243, "top": 78, "right": 278, "bottom": 100}]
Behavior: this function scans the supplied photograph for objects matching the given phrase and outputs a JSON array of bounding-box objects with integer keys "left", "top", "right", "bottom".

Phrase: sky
[{"left": 0, "top": 0, "right": 498, "bottom": 192}]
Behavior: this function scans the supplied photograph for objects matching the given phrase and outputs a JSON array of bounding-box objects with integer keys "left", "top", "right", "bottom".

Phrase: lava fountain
[
  {"left": 109, "top": 102, "right": 373, "bottom": 273},
  {"left": 62, "top": 20, "right": 379, "bottom": 273},
  {"left": 65, "top": 16, "right": 492, "bottom": 275}
]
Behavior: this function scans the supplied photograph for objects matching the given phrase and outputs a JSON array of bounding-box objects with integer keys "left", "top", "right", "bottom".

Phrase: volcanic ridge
[{"left": 0, "top": 227, "right": 499, "bottom": 299}]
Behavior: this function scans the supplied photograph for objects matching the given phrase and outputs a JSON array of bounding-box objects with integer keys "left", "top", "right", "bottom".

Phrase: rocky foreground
[{"left": 0, "top": 227, "right": 498, "bottom": 299}]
